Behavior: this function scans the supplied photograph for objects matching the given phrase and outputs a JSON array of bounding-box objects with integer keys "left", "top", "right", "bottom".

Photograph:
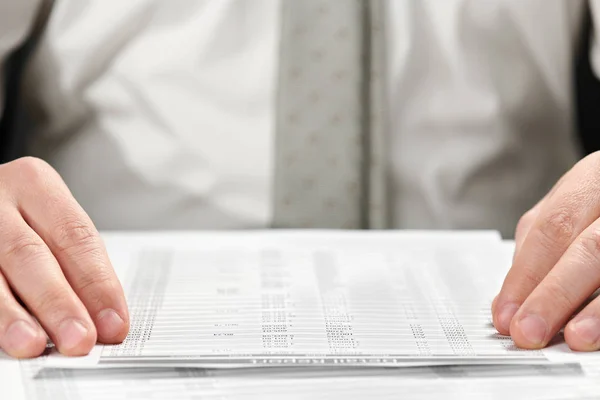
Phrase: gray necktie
[{"left": 273, "top": 0, "right": 377, "bottom": 229}]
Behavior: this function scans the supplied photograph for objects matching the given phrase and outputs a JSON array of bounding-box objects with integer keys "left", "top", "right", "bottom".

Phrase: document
[
  {"left": 48, "top": 231, "right": 547, "bottom": 368},
  {"left": 5, "top": 361, "right": 595, "bottom": 400},
  {"left": 3, "top": 231, "right": 600, "bottom": 400}
]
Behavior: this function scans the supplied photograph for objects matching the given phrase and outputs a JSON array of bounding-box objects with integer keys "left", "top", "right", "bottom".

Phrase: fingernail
[
  {"left": 96, "top": 309, "right": 124, "bottom": 339},
  {"left": 4, "top": 320, "right": 40, "bottom": 352},
  {"left": 497, "top": 303, "right": 519, "bottom": 332},
  {"left": 517, "top": 314, "right": 548, "bottom": 346},
  {"left": 571, "top": 317, "right": 600, "bottom": 346},
  {"left": 58, "top": 319, "right": 89, "bottom": 351}
]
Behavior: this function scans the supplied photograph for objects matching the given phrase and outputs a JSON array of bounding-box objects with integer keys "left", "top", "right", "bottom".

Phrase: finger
[
  {"left": 565, "top": 292, "right": 600, "bottom": 351},
  {"left": 492, "top": 197, "right": 544, "bottom": 321},
  {"left": 493, "top": 154, "right": 600, "bottom": 335},
  {"left": 491, "top": 206, "right": 538, "bottom": 330},
  {"left": 0, "top": 208, "right": 97, "bottom": 355},
  {"left": 512, "top": 171, "right": 568, "bottom": 261},
  {"left": 493, "top": 170, "right": 565, "bottom": 325},
  {"left": 509, "top": 218, "right": 600, "bottom": 349},
  {"left": 0, "top": 270, "right": 47, "bottom": 358},
  {"left": 513, "top": 200, "right": 543, "bottom": 261},
  {"left": 11, "top": 158, "right": 129, "bottom": 343}
]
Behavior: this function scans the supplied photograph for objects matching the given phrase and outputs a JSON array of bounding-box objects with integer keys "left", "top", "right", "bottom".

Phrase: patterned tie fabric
[
  {"left": 273, "top": 0, "right": 387, "bottom": 229},
  {"left": 365, "top": 0, "right": 389, "bottom": 229}
]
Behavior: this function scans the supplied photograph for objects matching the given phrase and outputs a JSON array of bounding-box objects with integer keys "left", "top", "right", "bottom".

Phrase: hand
[
  {"left": 0, "top": 157, "right": 129, "bottom": 358},
  {"left": 492, "top": 152, "right": 600, "bottom": 351}
]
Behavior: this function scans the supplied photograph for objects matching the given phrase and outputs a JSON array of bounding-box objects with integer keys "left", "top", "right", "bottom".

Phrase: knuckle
[
  {"left": 585, "top": 150, "right": 600, "bottom": 164},
  {"left": 578, "top": 229, "right": 600, "bottom": 264},
  {"left": 9, "top": 157, "right": 52, "bottom": 185},
  {"left": 31, "top": 288, "right": 71, "bottom": 321},
  {"left": 53, "top": 218, "right": 99, "bottom": 255},
  {"left": 78, "top": 270, "right": 113, "bottom": 292},
  {"left": 537, "top": 208, "right": 575, "bottom": 247},
  {"left": 3, "top": 232, "right": 47, "bottom": 265},
  {"left": 577, "top": 152, "right": 600, "bottom": 177},
  {"left": 543, "top": 280, "right": 577, "bottom": 313},
  {"left": 516, "top": 210, "right": 536, "bottom": 237},
  {"left": 77, "top": 269, "right": 115, "bottom": 306},
  {"left": 517, "top": 267, "right": 545, "bottom": 293}
]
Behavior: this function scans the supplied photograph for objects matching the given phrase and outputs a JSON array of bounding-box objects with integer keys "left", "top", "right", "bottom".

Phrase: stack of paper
[{"left": 3, "top": 230, "right": 600, "bottom": 399}]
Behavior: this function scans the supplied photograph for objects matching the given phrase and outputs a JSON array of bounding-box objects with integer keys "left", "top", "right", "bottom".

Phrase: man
[{"left": 0, "top": 0, "right": 598, "bottom": 358}]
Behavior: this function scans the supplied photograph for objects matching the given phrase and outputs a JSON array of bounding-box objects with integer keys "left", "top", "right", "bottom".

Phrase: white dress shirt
[{"left": 1, "top": 0, "right": 593, "bottom": 237}]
